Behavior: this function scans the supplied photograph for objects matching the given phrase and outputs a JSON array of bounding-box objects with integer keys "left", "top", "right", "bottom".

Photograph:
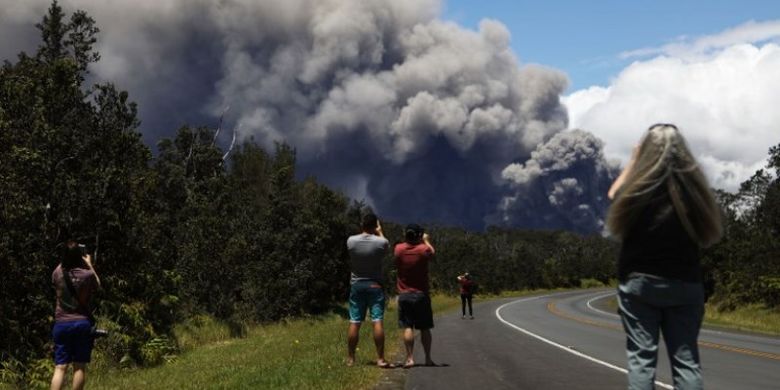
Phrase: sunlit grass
[
  {"left": 172, "top": 314, "right": 238, "bottom": 352},
  {"left": 89, "top": 294, "right": 463, "bottom": 390},
  {"left": 487, "top": 287, "right": 569, "bottom": 299},
  {"left": 92, "top": 315, "right": 385, "bottom": 389},
  {"left": 703, "top": 303, "right": 780, "bottom": 336}
]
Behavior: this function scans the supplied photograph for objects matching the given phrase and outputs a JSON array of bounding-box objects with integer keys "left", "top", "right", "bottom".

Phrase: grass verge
[
  {"left": 89, "top": 294, "right": 463, "bottom": 390},
  {"left": 701, "top": 303, "right": 780, "bottom": 336}
]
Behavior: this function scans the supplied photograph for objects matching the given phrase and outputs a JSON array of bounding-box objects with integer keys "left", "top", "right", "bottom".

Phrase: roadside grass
[
  {"left": 172, "top": 314, "right": 239, "bottom": 352},
  {"left": 488, "top": 287, "right": 568, "bottom": 299},
  {"left": 604, "top": 297, "right": 780, "bottom": 336},
  {"left": 91, "top": 312, "right": 392, "bottom": 389},
  {"left": 702, "top": 303, "right": 780, "bottom": 336},
  {"left": 89, "top": 294, "right": 463, "bottom": 390}
]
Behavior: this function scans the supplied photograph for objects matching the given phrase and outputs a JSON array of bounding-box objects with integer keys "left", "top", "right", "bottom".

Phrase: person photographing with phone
[
  {"left": 395, "top": 224, "right": 436, "bottom": 368},
  {"left": 346, "top": 213, "right": 391, "bottom": 368},
  {"left": 456, "top": 273, "right": 476, "bottom": 319},
  {"left": 50, "top": 239, "right": 101, "bottom": 390},
  {"left": 607, "top": 124, "right": 723, "bottom": 389}
]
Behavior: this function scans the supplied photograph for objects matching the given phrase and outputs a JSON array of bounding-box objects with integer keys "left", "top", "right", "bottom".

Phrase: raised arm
[
  {"left": 423, "top": 233, "right": 434, "bottom": 253},
  {"left": 83, "top": 254, "right": 101, "bottom": 289},
  {"left": 376, "top": 219, "right": 385, "bottom": 238}
]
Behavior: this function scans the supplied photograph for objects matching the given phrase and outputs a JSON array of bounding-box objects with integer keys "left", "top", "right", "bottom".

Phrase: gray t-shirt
[{"left": 347, "top": 233, "right": 389, "bottom": 284}]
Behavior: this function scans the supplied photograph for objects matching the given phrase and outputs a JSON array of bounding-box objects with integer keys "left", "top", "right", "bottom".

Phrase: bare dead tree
[
  {"left": 222, "top": 123, "right": 241, "bottom": 162},
  {"left": 211, "top": 106, "right": 230, "bottom": 147},
  {"left": 184, "top": 129, "right": 196, "bottom": 172}
]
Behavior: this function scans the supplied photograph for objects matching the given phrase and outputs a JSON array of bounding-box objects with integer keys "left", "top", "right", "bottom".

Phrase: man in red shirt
[{"left": 395, "top": 224, "right": 435, "bottom": 368}]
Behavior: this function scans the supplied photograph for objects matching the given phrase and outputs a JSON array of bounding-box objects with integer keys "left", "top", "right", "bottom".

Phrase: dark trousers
[{"left": 460, "top": 294, "right": 473, "bottom": 316}]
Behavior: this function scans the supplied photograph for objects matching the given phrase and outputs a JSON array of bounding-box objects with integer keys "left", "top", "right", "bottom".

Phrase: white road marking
[
  {"left": 586, "top": 292, "right": 620, "bottom": 318},
  {"left": 495, "top": 294, "right": 674, "bottom": 390},
  {"left": 583, "top": 291, "right": 732, "bottom": 337}
]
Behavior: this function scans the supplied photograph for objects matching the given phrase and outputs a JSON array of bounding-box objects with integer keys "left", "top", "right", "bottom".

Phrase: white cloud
[
  {"left": 621, "top": 19, "right": 780, "bottom": 59},
  {"left": 565, "top": 37, "right": 780, "bottom": 192}
]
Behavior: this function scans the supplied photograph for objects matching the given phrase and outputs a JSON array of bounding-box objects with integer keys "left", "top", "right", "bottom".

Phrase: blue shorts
[
  {"left": 52, "top": 320, "right": 94, "bottom": 365},
  {"left": 348, "top": 280, "right": 385, "bottom": 323}
]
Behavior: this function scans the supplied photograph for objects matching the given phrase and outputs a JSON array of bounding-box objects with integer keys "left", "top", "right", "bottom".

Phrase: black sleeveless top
[{"left": 617, "top": 191, "right": 701, "bottom": 283}]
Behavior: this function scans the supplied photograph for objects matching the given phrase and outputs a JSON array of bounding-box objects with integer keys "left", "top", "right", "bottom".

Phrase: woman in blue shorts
[{"left": 50, "top": 240, "right": 101, "bottom": 390}]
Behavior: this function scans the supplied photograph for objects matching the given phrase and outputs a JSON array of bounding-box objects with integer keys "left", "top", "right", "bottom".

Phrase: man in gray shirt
[{"left": 346, "top": 213, "right": 391, "bottom": 368}]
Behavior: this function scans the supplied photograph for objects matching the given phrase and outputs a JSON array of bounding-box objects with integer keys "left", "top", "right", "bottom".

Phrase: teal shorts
[{"left": 348, "top": 280, "right": 385, "bottom": 323}]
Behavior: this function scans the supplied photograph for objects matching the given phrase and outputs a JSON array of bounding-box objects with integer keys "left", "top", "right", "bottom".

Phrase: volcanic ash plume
[
  {"left": 0, "top": 0, "right": 618, "bottom": 232},
  {"left": 493, "top": 130, "right": 619, "bottom": 233},
  {"left": 202, "top": 1, "right": 576, "bottom": 229}
]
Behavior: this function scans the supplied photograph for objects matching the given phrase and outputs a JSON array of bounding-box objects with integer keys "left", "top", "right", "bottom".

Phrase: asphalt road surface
[{"left": 405, "top": 289, "right": 780, "bottom": 390}]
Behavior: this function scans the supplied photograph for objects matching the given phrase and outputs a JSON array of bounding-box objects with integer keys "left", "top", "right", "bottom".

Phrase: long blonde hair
[{"left": 607, "top": 124, "right": 723, "bottom": 247}]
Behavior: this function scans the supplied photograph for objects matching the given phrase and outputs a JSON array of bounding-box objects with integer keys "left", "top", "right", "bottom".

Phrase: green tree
[{"left": 0, "top": 0, "right": 160, "bottom": 371}]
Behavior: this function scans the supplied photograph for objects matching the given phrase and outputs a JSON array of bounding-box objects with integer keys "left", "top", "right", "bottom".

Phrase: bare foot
[
  {"left": 346, "top": 358, "right": 355, "bottom": 367},
  {"left": 403, "top": 359, "right": 415, "bottom": 369},
  {"left": 377, "top": 359, "right": 393, "bottom": 368}
]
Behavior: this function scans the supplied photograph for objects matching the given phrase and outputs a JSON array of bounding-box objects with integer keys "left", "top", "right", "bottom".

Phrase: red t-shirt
[
  {"left": 458, "top": 278, "right": 475, "bottom": 295},
  {"left": 395, "top": 242, "right": 435, "bottom": 293}
]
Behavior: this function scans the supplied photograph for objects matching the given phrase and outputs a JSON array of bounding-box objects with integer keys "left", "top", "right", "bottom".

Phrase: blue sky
[{"left": 444, "top": 0, "right": 780, "bottom": 91}]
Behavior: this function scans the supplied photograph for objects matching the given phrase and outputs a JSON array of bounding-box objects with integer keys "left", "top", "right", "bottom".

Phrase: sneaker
[{"left": 461, "top": 315, "right": 466, "bottom": 319}]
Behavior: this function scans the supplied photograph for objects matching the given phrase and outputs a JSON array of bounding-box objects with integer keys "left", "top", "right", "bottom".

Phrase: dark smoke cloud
[
  {"left": 1, "top": 0, "right": 617, "bottom": 232},
  {"left": 494, "top": 130, "right": 619, "bottom": 233}
]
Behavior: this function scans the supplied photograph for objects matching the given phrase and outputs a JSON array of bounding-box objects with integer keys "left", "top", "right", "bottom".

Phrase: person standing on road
[
  {"left": 51, "top": 239, "right": 101, "bottom": 390},
  {"left": 607, "top": 123, "right": 723, "bottom": 390},
  {"left": 395, "top": 224, "right": 436, "bottom": 368},
  {"left": 456, "top": 273, "right": 476, "bottom": 319},
  {"left": 346, "top": 213, "right": 391, "bottom": 368}
]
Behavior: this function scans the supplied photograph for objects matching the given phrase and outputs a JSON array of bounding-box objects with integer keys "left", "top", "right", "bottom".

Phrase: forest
[{"left": 1, "top": 2, "right": 778, "bottom": 385}]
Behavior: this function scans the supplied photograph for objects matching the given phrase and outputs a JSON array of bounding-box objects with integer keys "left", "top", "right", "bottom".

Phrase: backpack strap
[{"left": 61, "top": 267, "right": 96, "bottom": 323}]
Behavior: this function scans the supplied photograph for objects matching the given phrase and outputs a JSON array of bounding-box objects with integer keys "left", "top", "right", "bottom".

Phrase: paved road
[{"left": 405, "top": 289, "right": 780, "bottom": 390}]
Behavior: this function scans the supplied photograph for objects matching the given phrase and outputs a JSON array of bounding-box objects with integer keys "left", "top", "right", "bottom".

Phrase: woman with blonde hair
[{"left": 607, "top": 123, "right": 722, "bottom": 390}]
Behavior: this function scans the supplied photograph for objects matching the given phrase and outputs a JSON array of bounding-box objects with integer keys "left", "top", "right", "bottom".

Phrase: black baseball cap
[
  {"left": 405, "top": 224, "right": 423, "bottom": 234},
  {"left": 404, "top": 224, "right": 424, "bottom": 242}
]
